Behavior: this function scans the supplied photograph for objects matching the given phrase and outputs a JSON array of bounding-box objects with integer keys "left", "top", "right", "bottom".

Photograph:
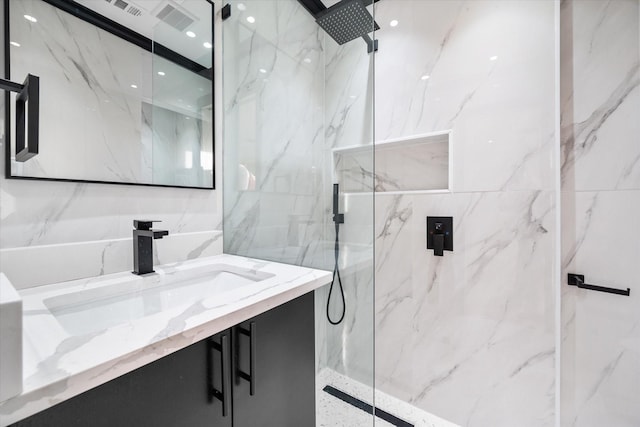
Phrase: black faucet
[{"left": 132, "top": 220, "right": 169, "bottom": 275}]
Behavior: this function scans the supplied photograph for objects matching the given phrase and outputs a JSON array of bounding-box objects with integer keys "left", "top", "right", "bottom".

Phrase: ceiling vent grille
[
  {"left": 127, "top": 5, "right": 142, "bottom": 16},
  {"left": 156, "top": 3, "right": 194, "bottom": 31}
]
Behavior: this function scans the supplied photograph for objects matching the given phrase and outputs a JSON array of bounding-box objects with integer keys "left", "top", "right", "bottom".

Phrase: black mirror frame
[{"left": 3, "top": 0, "right": 215, "bottom": 190}]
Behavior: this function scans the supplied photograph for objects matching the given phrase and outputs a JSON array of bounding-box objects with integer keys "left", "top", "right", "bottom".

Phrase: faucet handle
[{"left": 133, "top": 220, "right": 162, "bottom": 230}]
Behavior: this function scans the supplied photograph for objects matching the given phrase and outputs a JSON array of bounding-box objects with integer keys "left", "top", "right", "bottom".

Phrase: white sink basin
[{"left": 43, "top": 263, "right": 274, "bottom": 336}]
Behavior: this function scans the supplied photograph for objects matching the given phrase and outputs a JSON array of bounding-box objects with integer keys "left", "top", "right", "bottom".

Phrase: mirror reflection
[{"left": 6, "top": 0, "right": 213, "bottom": 188}]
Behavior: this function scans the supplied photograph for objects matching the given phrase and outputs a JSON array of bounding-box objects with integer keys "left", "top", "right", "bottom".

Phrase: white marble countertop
[{"left": 0, "top": 254, "right": 331, "bottom": 426}]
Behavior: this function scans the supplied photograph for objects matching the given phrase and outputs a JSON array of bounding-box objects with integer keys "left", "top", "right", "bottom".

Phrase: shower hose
[{"left": 326, "top": 221, "right": 345, "bottom": 325}]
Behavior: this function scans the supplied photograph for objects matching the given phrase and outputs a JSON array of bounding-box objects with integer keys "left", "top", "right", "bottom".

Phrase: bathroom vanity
[{"left": 0, "top": 255, "right": 331, "bottom": 426}]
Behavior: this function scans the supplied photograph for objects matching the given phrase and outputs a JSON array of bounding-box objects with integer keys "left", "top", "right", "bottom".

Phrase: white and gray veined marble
[
  {"left": 374, "top": 190, "right": 556, "bottom": 427},
  {"left": 367, "top": 0, "right": 558, "bottom": 426},
  {"left": 0, "top": 254, "right": 331, "bottom": 426},
  {"left": 560, "top": 1, "right": 640, "bottom": 426}
]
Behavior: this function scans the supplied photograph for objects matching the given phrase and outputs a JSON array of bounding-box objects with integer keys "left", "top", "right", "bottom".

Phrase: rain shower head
[{"left": 315, "top": 0, "right": 380, "bottom": 46}]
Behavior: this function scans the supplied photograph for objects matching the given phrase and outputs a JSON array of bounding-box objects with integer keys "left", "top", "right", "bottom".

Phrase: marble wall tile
[
  {"left": 369, "top": 1, "right": 558, "bottom": 425},
  {"left": 375, "top": 191, "right": 556, "bottom": 426},
  {"left": 560, "top": 1, "right": 640, "bottom": 425},
  {"left": 561, "top": 190, "right": 640, "bottom": 427},
  {"left": 560, "top": 0, "right": 640, "bottom": 192},
  {"left": 373, "top": 0, "right": 556, "bottom": 193}
]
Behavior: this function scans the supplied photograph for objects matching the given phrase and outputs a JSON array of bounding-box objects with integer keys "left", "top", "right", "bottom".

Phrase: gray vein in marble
[
  {"left": 414, "top": 3, "right": 464, "bottom": 133},
  {"left": 563, "top": 193, "right": 596, "bottom": 268},
  {"left": 375, "top": 196, "right": 411, "bottom": 272},
  {"left": 509, "top": 349, "right": 554, "bottom": 378},
  {"left": 561, "top": 63, "right": 640, "bottom": 181},
  {"left": 28, "top": 330, "right": 109, "bottom": 386},
  {"left": 187, "top": 234, "right": 221, "bottom": 259},
  {"left": 587, "top": 0, "right": 612, "bottom": 54},
  {"left": 412, "top": 362, "right": 461, "bottom": 404},
  {"left": 375, "top": 280, "right": 411, "bottom": 328},
  {"left": 571, "top": 350, "right": 625, "bottom": 427},
  {"left": 615, "top": 151, "right": 640, "bottom": 188},
  {"left": 149, "top": 300, "right": 209, "bottom": 343},
  {"left": 374, "top": 171, "right": 402, "bottom": 192},
  {"left": 499, "top": 136, "right": 554, "bottom": 191},
  {"left": 29, "top": 184, "right": 87, "bottom": 246}
]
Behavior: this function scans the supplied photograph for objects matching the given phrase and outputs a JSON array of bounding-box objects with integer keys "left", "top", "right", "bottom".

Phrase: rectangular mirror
[{"left": 5, "top": 0, "right": 214, "bottom": 189}]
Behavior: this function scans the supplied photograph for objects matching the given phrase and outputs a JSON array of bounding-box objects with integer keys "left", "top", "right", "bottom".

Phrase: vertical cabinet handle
[
  {"left": 208, "top": 333, "right": 231, "bottom": 416},
  {"left": 237, "top": 322, "right": 256, "bottom": 396}
]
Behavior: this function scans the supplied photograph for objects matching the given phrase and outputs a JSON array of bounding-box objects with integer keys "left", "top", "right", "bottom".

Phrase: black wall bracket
[
  {"left": 426, "top": 216, "right": 453, "bottom": 256},
  {"left": 222, "top": 4, "right": 231, "bottom": 20},
  {"left": 1, "top": 74, "right": 39, "bottom": 162},
  {"left": 568, "top": 273, "right": 630, "bottom": 296}
]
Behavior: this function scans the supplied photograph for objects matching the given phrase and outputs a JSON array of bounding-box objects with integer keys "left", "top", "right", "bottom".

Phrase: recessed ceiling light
[
  {"left": 157, "top": 71, "right": 165, "bottom": 76},
  {"left": 490, "top": 55, "right": 498, "bottom": 61},
  {"left": 259, "top": 68, "right": 267, "bottom": 73},
  {"left": 186, "top": 31, "right": 196, "bottom": 38},
  {"left": 203, "top": 42, "right": 213, "bottom": 49},
  {"left": 9, "top": 41, "right": 20, "bottom": 47},
  {"left": 421, "top": 75, "right": 430, "bottom": 80},
  {"left": 237, "top": 3, "right": 246, "bottom": 10},
  {"left": 390, "top": 20, "right": 399, "bottom": 27},
  {"left": 23, "top": 15, "right": 37, "bottom": 23},
  {"left": 303, "top": 58, "right": 312, "bottom": 64},
  {"left": 130, "top": 84, "right": 138, "bottom": 89},
  {"left": 246, "top": 16, "right": 255, "bottom": 23}
]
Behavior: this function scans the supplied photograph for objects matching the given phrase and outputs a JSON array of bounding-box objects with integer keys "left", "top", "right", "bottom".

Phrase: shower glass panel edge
[{"left": 221, "top": 0, "right": 376, "bottom": 425}]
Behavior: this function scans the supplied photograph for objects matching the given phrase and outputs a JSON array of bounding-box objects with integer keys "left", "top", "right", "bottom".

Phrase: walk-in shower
[{"left": 223, "top": 0, "right": 639, "bottom": 426}]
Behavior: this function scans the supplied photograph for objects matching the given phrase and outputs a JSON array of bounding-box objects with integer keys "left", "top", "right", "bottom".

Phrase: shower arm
[{"left": 1, "top": 74, "right": 40, "bottom": 162}]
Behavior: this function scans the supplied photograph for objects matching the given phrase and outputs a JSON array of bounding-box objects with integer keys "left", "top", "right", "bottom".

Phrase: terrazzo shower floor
[{"left": 316, "top": 369, "right": 459, "bottom": 427}]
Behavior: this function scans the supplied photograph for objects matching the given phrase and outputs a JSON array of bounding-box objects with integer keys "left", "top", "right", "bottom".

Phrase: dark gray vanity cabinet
[
  {"left": 11, "top": 292, "right": 315, "bottom": 427},
  {"left": 232, "top": 291, "right": 315, "bottom": 427}
]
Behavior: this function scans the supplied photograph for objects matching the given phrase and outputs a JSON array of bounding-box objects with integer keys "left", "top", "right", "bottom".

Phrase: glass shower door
[
  {"left": 371, "top": 1, "right": 557, "bottom": 426},
  {"left": 222, "top": 0, "right": 376, "bottom": 425}
]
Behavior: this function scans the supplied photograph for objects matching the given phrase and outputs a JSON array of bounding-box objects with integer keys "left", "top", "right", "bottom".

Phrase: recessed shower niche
[{"left": 333, "top": 130, "right": 451, "bottom": 193}]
